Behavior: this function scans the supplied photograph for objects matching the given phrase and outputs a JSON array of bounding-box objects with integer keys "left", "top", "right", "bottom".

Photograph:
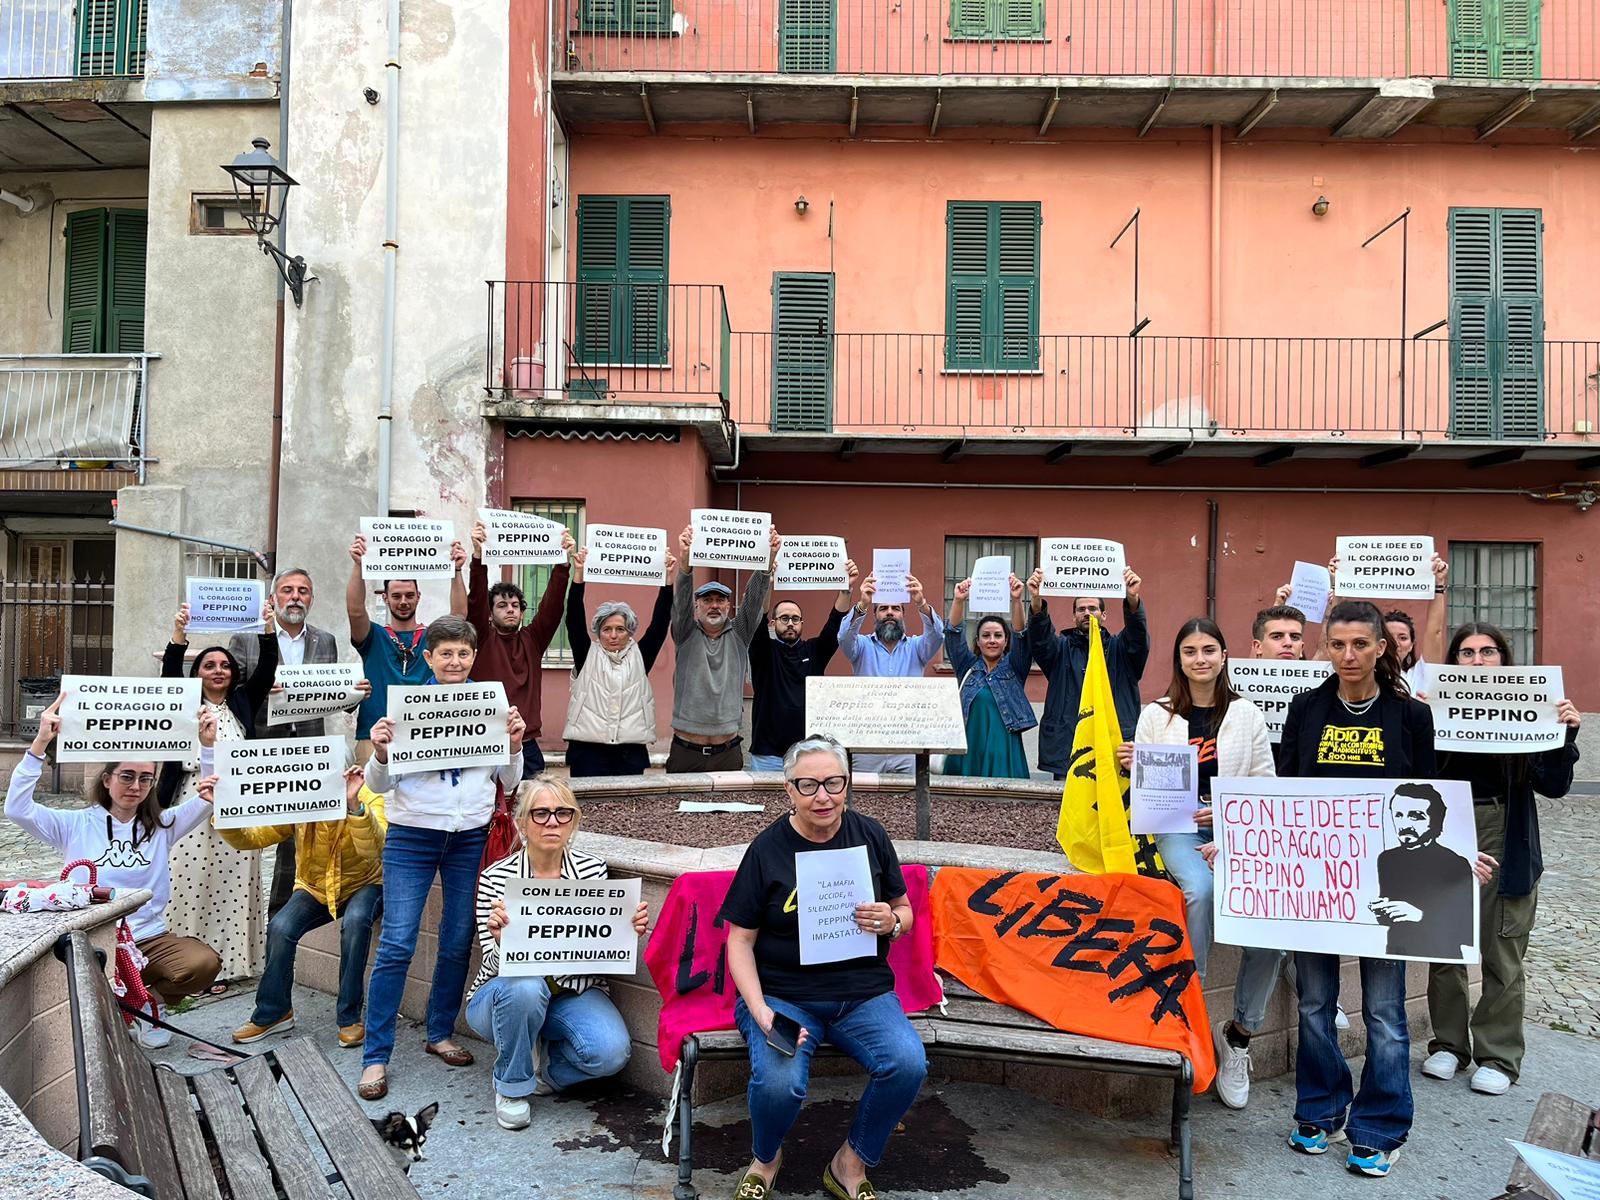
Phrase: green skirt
[{"left": 944, "top": 685, "right": 1030, "bottom": 780}]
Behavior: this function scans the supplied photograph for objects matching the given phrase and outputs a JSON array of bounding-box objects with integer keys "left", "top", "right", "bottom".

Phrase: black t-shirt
[
  {"left": 719, "top": 808, "right": 907, "bottom": 1003},
  {"left": 1375, "top": 840, "right": 1475, "bottom": 958},
  {"left": 1188, "top": 706, "right": 1219, "bottom": 798},
  {"left": 1438, "top": 750, "right": 1509, "bottom": 800},
  {"left": 1310, "top": 701, "right": 1390, "bottom": 776}
]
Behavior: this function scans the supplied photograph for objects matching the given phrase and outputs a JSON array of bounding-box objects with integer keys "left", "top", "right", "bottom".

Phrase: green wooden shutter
[
  {"left": 1449, "top": 209, "right": 1496, "bottom": 437},
  {"left": 946, "top": 204, "right": 991, "bottom": 369},
  {"left": 576, "top": 197, "right": 620, "bottom": 363},
  {"left": 771, "top": 272, "right": 834, "bottom": 432},
  {"left": 1449, "top": 0, "right": 1491, "bottom": 77},
  {"left": 106, "top": 208, "right": 147, "bottom": 353},
  {"left": 1450, "top": 207, "right": 1544, "bottom": 439},
  {"left": 628, "top": 0, "right": 671, "bottom": 33},
  {"left": 945, "top": 202, "right": 1040, "bottom": 370},
  {"left": 950, "top": 0, "right": 991, "bottom": 38},
  {"left": 1497, "top": 0, "right": 1541, "bottom": 78},
  {"left": 996, "top": 203, "right": 1041, "bottom": 370},
  {"left": 77, "top": 0, "right": 144, "bottom": 75},
  {"left": 623, "top": 196, "right": 669, "bottom": 365},
  {"left": 1495, "top": 208, "right": 1543, "bottom": 438},
  {"left": 1000, "top": 0, "right": 1045, "bottom": 38},
  {"left": 62, "top": 210, "right": 108, "bottom": 353},
  {"left": 779, "top": 0, "right": 836, "bottom": 72},
  {"left": 575, "top": 196, "right": 669, "bottom": 365},
  {"left": 580, "top": 0, "right": 621, "bottom": 32}
]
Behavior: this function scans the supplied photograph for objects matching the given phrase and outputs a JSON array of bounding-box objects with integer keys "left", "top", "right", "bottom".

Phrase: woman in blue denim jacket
[{"left": 943, "top": 574, "right": 1035, "bottom": 779}]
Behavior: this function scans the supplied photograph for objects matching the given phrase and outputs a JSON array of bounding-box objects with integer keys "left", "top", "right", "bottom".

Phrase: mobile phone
[{"left": 764, "top": 1012, "right": 803, "bottom": 1057}]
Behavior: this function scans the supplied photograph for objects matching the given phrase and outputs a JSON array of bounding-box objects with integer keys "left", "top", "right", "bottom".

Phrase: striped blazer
[{"left": 468, "top": 844, "right": 611, "bottom": 1002}]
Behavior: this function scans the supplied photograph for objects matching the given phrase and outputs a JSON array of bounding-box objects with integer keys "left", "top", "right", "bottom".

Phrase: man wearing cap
[{"left": 667, "top": 523, "right": 779, "bottom": 773}]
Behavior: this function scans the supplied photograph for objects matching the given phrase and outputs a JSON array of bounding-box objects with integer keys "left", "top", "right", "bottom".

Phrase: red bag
[
  {"left": 56, "top": 861, "right": 155, "bottom": 1026},
  {"left": 475, "top": 781, "right": 521, "bottom": 907}
]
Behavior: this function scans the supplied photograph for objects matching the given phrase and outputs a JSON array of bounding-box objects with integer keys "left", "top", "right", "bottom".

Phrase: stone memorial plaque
[{"left": 804, "top": 676, "right": 967, "bottom": 755}]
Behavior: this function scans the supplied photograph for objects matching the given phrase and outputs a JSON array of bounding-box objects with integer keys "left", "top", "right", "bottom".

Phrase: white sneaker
[
  {"left": 494, "top": 1093, "right": 531, "bottom": 1131},
  {"left": 136, "top": 1002, "right": 172, "bottom": 1049},
  {"left": 1334, "top": 1005, "right": 1350, "bottom": 1031},
  {"left": 1470, "top": 1064, "right": 1511, "bottom": 1095},
  {"left": 1213, "top": 1022, "right": 1251, "bottom": 1110},
  {"left": 1421, "top": 1050, "right": 1460, "bottom": 1080}
]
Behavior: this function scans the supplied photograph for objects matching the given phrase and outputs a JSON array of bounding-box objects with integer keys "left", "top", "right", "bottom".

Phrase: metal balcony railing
[
  {"left": 1, "top": 0, "right": 146, "bottom": 81},
  {"left": 0, "top": 354, "right": 153, "bottom": 477}
]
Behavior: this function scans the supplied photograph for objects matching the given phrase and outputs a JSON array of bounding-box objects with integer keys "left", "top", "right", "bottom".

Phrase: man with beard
[
  {"left": 838, "top": 570, "right": 946, "bottom": 774},
  {"left": 747, "top": 560, "right": 859, "bottom": 772},
  {"left": 666, "top": 523, "right": 779, "bottom": 773},
  {"left": 1372, "top": 782, "right": 1480, "bottom": 960}
]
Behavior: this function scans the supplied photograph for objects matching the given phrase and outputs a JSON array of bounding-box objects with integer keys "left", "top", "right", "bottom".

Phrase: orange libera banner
[{"left": 931, "top": 866, "right": 1215, "bottom": 1093}]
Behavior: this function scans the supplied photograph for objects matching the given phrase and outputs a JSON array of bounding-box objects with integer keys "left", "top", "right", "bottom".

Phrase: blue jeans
[
  {"left": 1293, "top": 952, "right": 1412, "bottom": 1152},
  {"left": 465, "top": 976, "right": 631, "bottom": 1097},
  {"left": 252, "top": 884, "right": 383, "bottom": 1028},
  {"left": 1232, "top": 946, "right": 1287, "bottom": 1032},
  {"left": 734, "top": 991, "right": 927, "bottom": 1168},
  {"left": 362, "top": 821, "right": 490, "bottom": 1067},
  {"left": 1155, "top": 831, "right": 1214, "bottom": 985},
  {"left": 750, "top": 754, "right": 785, "bottom": 773}
]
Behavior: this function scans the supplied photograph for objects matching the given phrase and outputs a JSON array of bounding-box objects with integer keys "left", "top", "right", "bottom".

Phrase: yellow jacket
[{"left": 219, "top": 785, "right": 387, "bottom": 915}]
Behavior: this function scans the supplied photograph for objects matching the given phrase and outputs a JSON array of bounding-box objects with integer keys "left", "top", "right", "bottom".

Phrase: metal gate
[{"left": 0, "top": 578, "right": 115, "bottom": 737}]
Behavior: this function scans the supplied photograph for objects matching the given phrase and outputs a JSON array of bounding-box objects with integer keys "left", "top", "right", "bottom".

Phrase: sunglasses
[{"left": 527, "top": 807, "right": 577, "bottom": 826}]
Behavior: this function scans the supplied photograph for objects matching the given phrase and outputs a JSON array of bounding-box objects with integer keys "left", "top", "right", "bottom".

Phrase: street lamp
[{"left": 222, "top": 136, "right": 309, "bottom": 306}]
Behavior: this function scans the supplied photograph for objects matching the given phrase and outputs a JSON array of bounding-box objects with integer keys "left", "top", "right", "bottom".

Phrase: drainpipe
[
  {"left": 376, "top": 0, "right": 401, "bottom": 516},
  {"left": 0, "top": 188, "right": 35, "bottom": 214},
  {"left": 265, "top": 0, "right": 292, "bottom": 573}
]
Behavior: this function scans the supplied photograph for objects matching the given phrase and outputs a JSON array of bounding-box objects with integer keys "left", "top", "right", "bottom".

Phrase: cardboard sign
[
  {"left": 1228, "top": 660, "right": 1334, "bottom": 743},
  {"left": 185, "top": 577, "right": 265, "bottom": 634},
  {"left": 1130, "top": 743, "right": 1199, "bottom": 834},
  {"left": 360, "top": 517, "right": 455, "bottom": 580},
  {"left": 1212, "top": 776, "right": 1480, "bottom": 964},
  {"left": 499, "top": 877, "right": 642, "bottom": 976},
  {"left": 691, "top": 508, "right": 772, "bottom": 571},
  {"left": 385, "top": 682, "right": 511, "bottom": 774},
  {"left": 584, "top": 524, "right": 669, "bottom": 586},
  {"left": 1427, "top": 666, "right": 1565, "bottom": 753},
  {"left": 212, "top": 737, "right": 346, "bottom": 828},
  {"left": 1334, "top": 535, "right": 1435, "bottom": 600},
  {"left": 796, "top": 845, "right": 878, "bottom": 965},
  {"left": 1286, "top": 560, "right": 1331, "bottom": 624},
  {"left": 478, "top": 507, "right": 567, "bottom": 566},
  {"left": 1509, "top": 1141, "right": 1600, "bottom": 1200},
  {"left": 774, "top": 536, "right": 849, "bottom": 591},
  {"left": 1039, "top": 538, "right": 1127, "bottom": 598},
  {"left": 267, "top": 663, "right": 366, "bottom": 727},
  {"left": 56, "top": 676, "right": 201, "bottom": 763},
  {"left": 805, "top": 676, "right": 967, "bottom": 755},
  {"left": 931, "top": 867, "right": 1215, "bottom": 1093},
  {"left": 870, "top": 548, "right": 911, "bottom": 605},
  {"left": 967, "top": 555, "right": 1012, "bottom": 614}
]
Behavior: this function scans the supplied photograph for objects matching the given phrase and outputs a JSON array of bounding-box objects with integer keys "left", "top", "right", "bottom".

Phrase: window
[
  {"left": 62, "top": 208, "right": 147, "bottom": 354},
  {"left": 575, "top": 196, "right": 670, "bottom": 366},
  {"left": 516, "top": 500, "right": 584, "bottom": 666},
  {"left": 771, "top": 272, "right": 834, "bottom": 432},
  {"left": 943, "top": 535, "right": 1037, "bottom": 651},
  {"left": 945, "top": 201, "right": 1040, "bottom": 371},
  {"left": 184, "top": 551, "right": 260, "bottom": 580},
  {"left": 1449, "top": 208, "right": 1543, "bottom": 439},
  {"left": 950, "top": 0, "right": 1045, "bottom": 40},
  {"left": 190, "top": 193, "right": 260, "bottom": 235},
  {"left": 1449, "top": 0, "right": 1540, "bottom": 79},
  {"left": 77, "top": 0, "right": 145, "bottom": 76},
  {"left": 779, "top": 0, "right": 836, "bottom": 72},
  {"left": 1447, "top": 541, "right": 1538, "bottom": 665},
  {"left": 579, "top": 0, "right": 672, "bottom": 35}
]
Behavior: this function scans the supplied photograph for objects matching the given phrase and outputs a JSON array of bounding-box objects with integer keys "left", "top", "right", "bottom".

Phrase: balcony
[
  {"left": 0, "top": 354, "right": 154, "bottom": 491},
  {"left": 553, "top": 0, "right": 1600, "bottom": 138}
]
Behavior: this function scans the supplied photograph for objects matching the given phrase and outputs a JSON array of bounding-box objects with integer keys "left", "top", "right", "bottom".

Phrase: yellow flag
[{"left": 1055, "top": 615, "right": 1139, "bottom": 874}]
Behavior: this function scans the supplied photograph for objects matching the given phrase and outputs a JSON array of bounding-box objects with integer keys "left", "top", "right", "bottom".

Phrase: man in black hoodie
[{"left": 748, "top": 560, "right": 858, "bottom": 771}]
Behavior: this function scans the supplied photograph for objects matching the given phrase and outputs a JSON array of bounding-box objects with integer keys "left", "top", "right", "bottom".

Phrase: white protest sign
[
  {"left": 1334, "top": 535, "right": 1435, "bottom": 600},
  {"left": 796, "top": 844, "right": 878, "bottom": 965},
  {"left": 1039, "top": 538, "right": 1127, "bottom": 598},
  {"left": 1508, "top": 1141, "right": 1600, "bottom": 1200},
  {"left": 871, "top": 549, "right": 911, "bottom": 605},
  {"left": 499, "top": 877, "right": 642, "bottom": 977},
  {"left": 184, "top": 577, "right": 265, "bottom": 634},
  {"left": 267, "top": 663, "right": 366, "bottom": 727},
  {"left": 805, "top": 676, "right": 968, "bottom": 755},
  {"left": 212, "top": 737, "right": 346, "bottom": 829},
  {"left": 584, "top": 524, "right": 668, "bottom": 586},
  {"left": 1228, "top": 660, "right": 1334, "bottom": 743},
  {"left": 1286, "top": 560, "right": 1330, "bottom": 624},
  {"left": 1213, "top": 776, "right": 1479, "bottom": 963},
  {"left": 774, "top": 536, "right": 849, "bottom": 591},
  {"left": 385, "top": 682, "right": 511, "bottom": 774},
  {"left": 478, "top": 507, "right": 567, "bottom": 566},
  {"left": 360, "top": 517, "right": 455, "bottom": 580},
  {"left": 56, "top": 676, "right": 201, "bottom": 763},
  {"left": 967, "top": 556, "right": 1012, "bottom": 613},
  {"left": 691, "top": 508, "right": 772, "bottom": 571},
  {"left": 1428, "top": 666, "right": 1565, "bottom": 753},
  {"left": 1130, "top": 743, "right": 1199, "bottom": 834}
]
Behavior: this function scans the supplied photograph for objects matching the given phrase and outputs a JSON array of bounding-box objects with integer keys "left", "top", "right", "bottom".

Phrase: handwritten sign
[
  {"left": 478, "top": 507, "right": 566, "bottom": 565},
  {"left": 1286, "top": 560, "right": 1330, "bottom": 624},
  {"left": 1130, "top": 743, "right": 1198, "bottom": 834},
  {"left": 691, "top": 508, "right": 772, "bottom": 571},
  {"left": 267, "top": 663, "right": 366, "bottom": 727},
  {"left": 584, "top": 524, "right": 668, "bottom": 586},
  {"left": 385, "top": 682, "right": 511, "bottom": 774},
  {"left": 1428, "top": 666, "right": 1565, "bottom": 753},
  {"left": 1212, "top": 775, "right": 1479, "bottom": 963},
  {"left": 796, "top": 845, "right": 877, "bottom": 965},
  {"left": 1334, "top": 535, "right": 1435, "bottom": 600},
  {"left": 805, "top": 676, "right": 967, "bottom": 755},
  {"left": 774, "top": 535, "right": 849, "bottom": 590},
  {"left": 968, "top": 555, "right": 1012, "bottom": 614},
  {"left": 360, "top": 517, "right": 454, "bottom": 580},
  {"left": 56, "top": 676, "right": 201, "bottom": 763},
  {"left": 499, "top": 877, "right": 642, "bottom": 976},
  {"left": 1039, "top": 538, "right": 1126, "bottom": 598},
  {"left": 212, "top": 737, "right": 346, "bottom": 828},
  {"left": 870, "top": 548, "right": 911, "bottom": 605},
  {"left": 1228, "top": 660, "right": 1334, "bottom": 743},
  {"left": 185, "top": 577, "right": 265, "bottom": 634}
]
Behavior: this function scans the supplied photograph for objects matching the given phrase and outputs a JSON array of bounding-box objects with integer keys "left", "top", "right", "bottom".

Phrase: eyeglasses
[
  {"left": 773, "top": 615, "right": 804, "bottom": 625},
  {"left": 789, "top": 775, "right": 848, "bottom": 797},
  {"left": 1456, "top": 647, "right": 1503, "bottom": 662},
  {"left": 111, "top": 771, "right": 157, "bottom": 788},
  {"left": 527, "top": 807, "right": 577, "bottom": 826}
]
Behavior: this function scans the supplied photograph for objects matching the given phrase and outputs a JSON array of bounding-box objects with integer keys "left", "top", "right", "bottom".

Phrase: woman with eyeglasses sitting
[
  {"left": 6, "top": 695, "right": 224, "bottom": 1045},
  {"left": 720, "top": 736, "right": 926, "bottom": 1200},
  {"left": 470, "top": 774, "right": 650, "bottom": 1133}
]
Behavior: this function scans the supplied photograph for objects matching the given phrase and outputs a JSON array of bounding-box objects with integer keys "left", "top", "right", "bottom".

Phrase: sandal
[
  {"left": 357, "top": 1068, "right": 388, "bottom": 1101},
  {"left": 425, "top": 1041, "right": 475, "bottom": 1067},
  {"left": 823, "top": 1162, "right": 878, "bottom": 1200}
]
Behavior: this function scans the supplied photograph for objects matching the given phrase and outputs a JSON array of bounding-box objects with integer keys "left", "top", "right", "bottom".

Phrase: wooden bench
[
  {"left": 56, "top": 931, "right": 419, "bottom": 1200},
  {"left": 672, "top": 974, "right": 1195, "bottom": 1200},
  {"left": 1493, "top": 1091, "right": 1599, "bottom": 1200}
]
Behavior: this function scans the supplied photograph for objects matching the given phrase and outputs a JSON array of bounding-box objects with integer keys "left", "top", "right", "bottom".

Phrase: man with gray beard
[{"left": 837, "top": 570, "right": 946, "bottom": 773}]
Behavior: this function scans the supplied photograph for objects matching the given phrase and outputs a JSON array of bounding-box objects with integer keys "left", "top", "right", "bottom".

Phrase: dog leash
[{"left": 115, "top": 997, "right": 247, "bottom": 1061}]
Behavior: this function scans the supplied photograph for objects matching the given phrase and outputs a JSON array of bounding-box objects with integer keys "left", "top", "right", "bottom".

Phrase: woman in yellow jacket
[{"left": 223, "top": 765, "right": 386, "bottom": 1047}]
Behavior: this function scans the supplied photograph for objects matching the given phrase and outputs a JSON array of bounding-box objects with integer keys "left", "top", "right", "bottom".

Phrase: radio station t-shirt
[
  {"left": 719, "top": 808, "right": 906, "bottom": 1003},
  {"left": 352, "top": 624, "right": 431, "bottom": 739},
  {"left": 1188, "top": 706, "right": 1219, "bottom": 799},
  {"left": 1312, "top": 704, "right": 1389, "bottom": 775}
]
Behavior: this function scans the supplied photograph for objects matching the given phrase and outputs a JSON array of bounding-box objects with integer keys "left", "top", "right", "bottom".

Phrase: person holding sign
[
  {"left": 468, "top": 776, "right": 649, "bottom": 1131},
  {"left": 8, "top": 699, "right": 223, "bottom": 1045},
  {"left": 942, "top": 574, "right": 1033, "bottom": 779},
  {"left": 719, "top": 737, "right": 925, "bottom": 1200},
  {"left": 838, "top": 569, "right": 947, "bottom": 774},
  {"left": 221, "top": 766, "right": 386, "bottom": 1048},
  {"left": 357, "top": 615, "right": 528, "bottom": 1101},
  {"left": 1254, "top": 602, "right": 1310, "bottom": 661},
  {"left": 1423, "top": 622, "right": 1582, "bottom": 1096},
  {"left": 561, "top": 546, "right": 677, "bottom": 777}
]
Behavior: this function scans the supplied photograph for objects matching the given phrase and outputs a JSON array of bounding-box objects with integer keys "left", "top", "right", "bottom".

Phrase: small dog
[{"left": 370, "top": 1102, "right": 439, "bottom": 1173}]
